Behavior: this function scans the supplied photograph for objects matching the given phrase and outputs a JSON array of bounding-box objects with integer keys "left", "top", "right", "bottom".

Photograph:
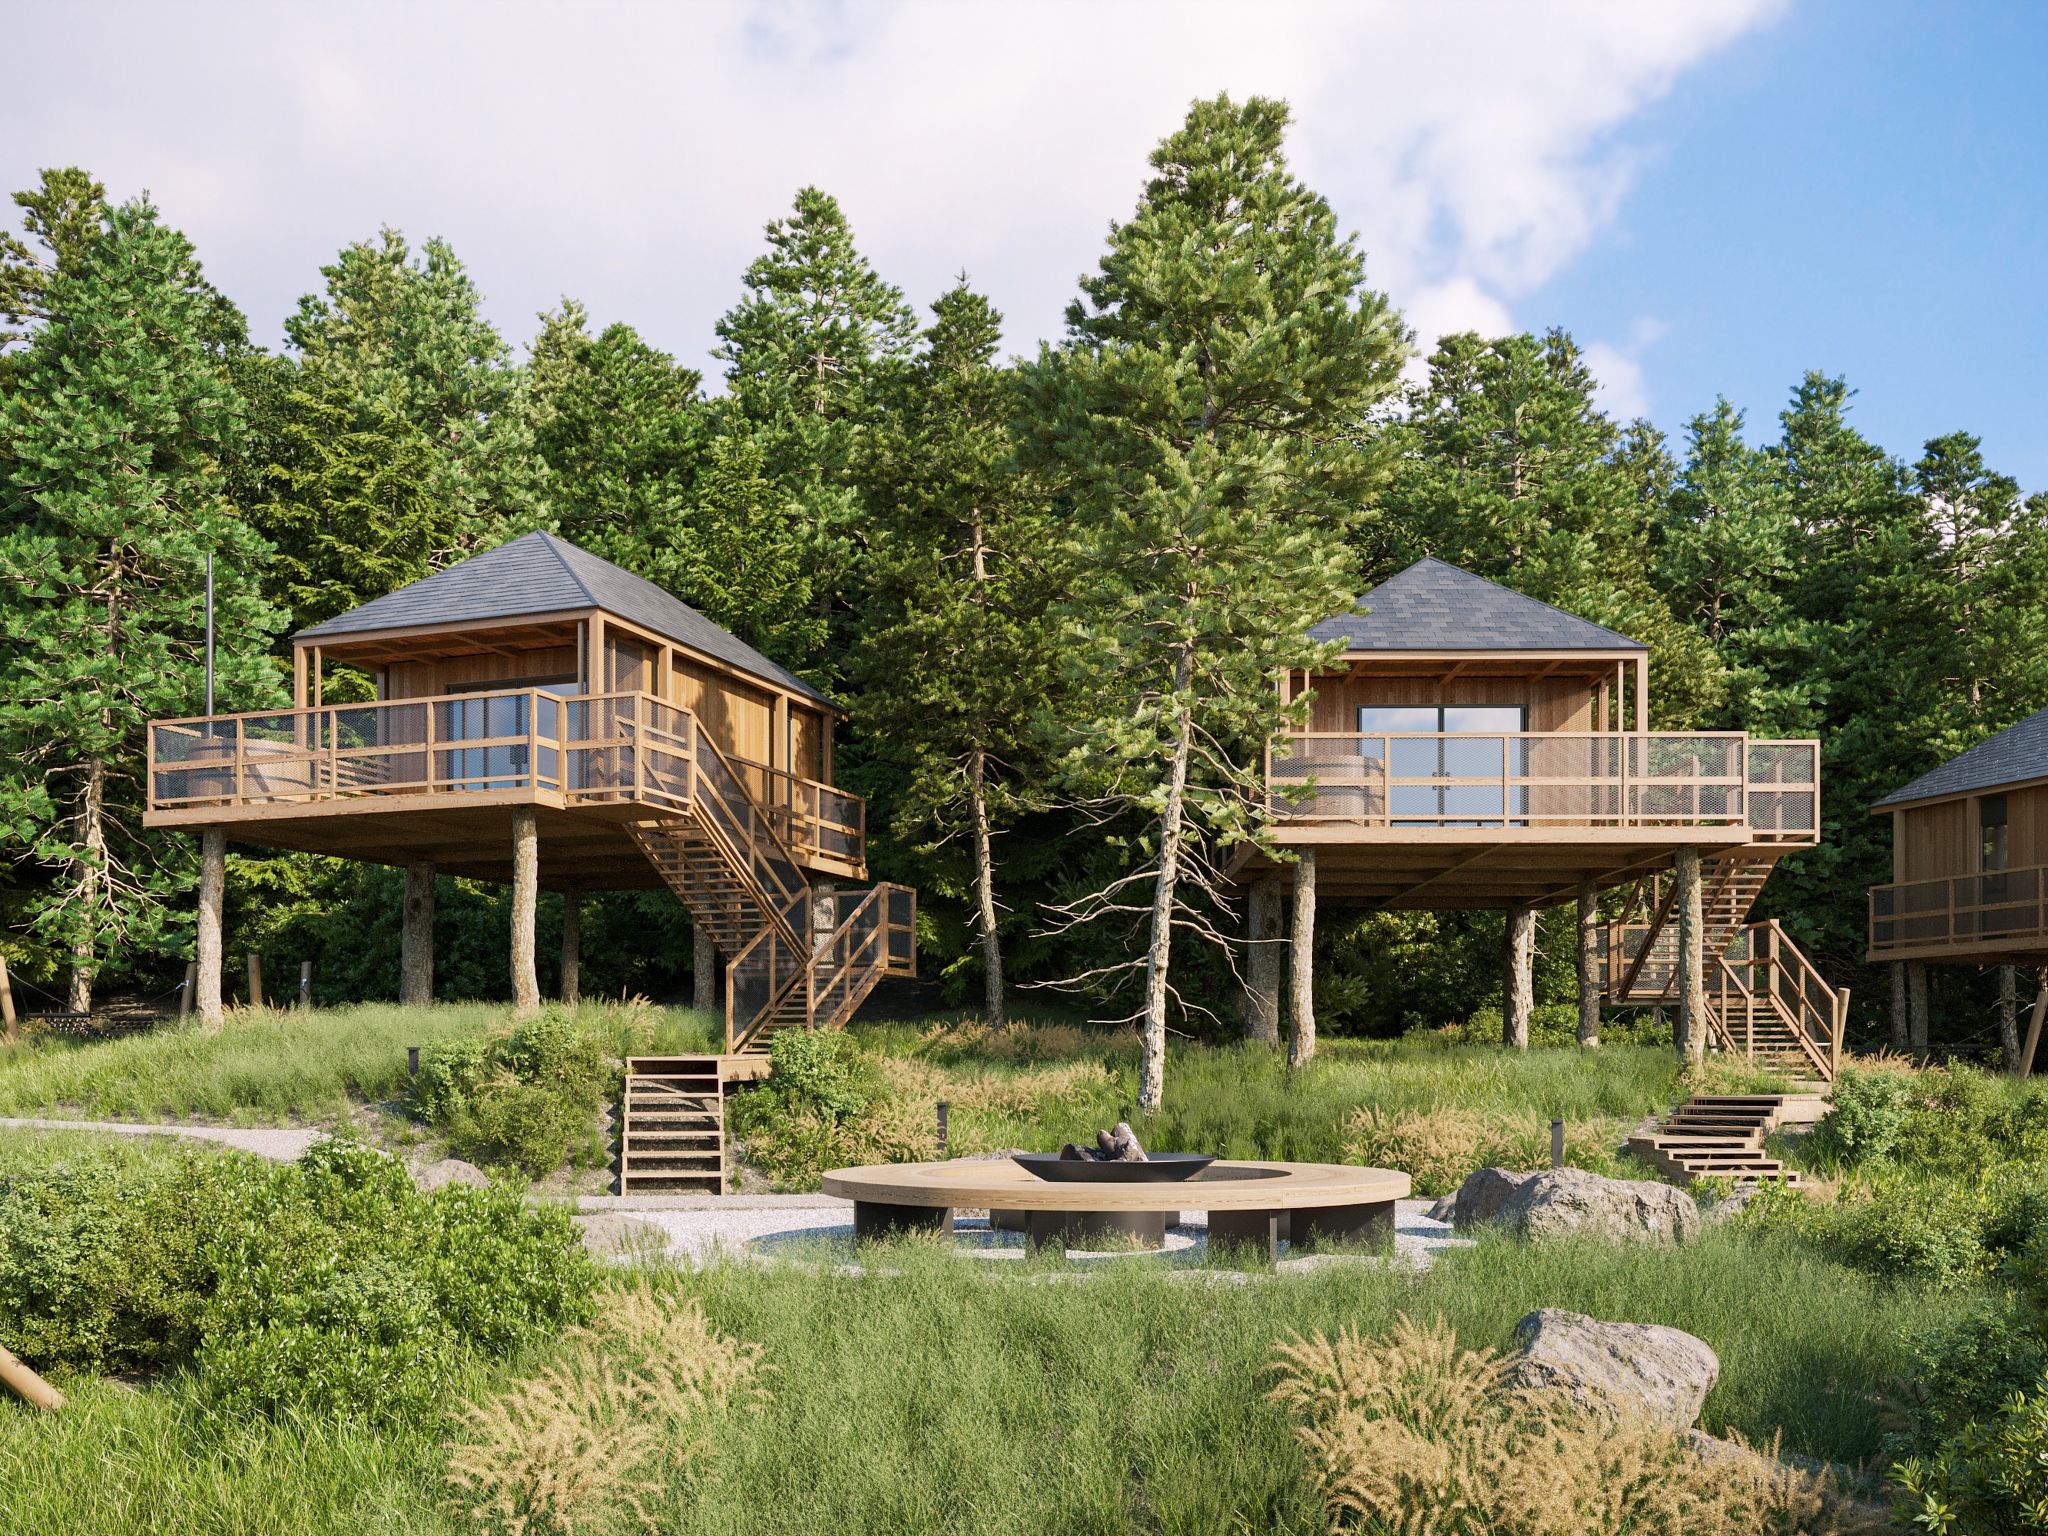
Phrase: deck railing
[
  {"left": 147, "top": 688, "right": 865, "bottom": 871},
  {"left": 1267, "top": 731, "right": 1817, "bottom": 840},
  {"left": 1869, "top": 864, "right": 2048, "bottom": 957}
]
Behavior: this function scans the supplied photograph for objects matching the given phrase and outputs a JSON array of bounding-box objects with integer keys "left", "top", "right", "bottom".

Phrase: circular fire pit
[
  {"left": 1012, "top": 1152, "right": 1216, "bottom": 1183},
  {"left": 821, "top": 1159, "right": 1410, "bottom": 1261}
]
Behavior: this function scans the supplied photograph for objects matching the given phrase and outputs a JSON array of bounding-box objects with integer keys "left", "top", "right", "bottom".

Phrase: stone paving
[{"left": 0, "top": 1116, "right": 321, "bottom": 1162}]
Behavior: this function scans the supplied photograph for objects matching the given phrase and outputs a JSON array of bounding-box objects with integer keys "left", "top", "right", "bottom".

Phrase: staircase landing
[{"left": 1627, "top": 1092, "right": 1827, "bottom": 1187}]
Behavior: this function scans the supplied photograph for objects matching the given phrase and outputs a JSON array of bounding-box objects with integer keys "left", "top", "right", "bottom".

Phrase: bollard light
[
  {"left": 937, "top": 1100, "right": 949, "bottom": 1154},
  {"left": 1550, "top": 1117, "right": 1564, "bottom": 1170},
  {"left": 408, "top": 1046, "right": 420, "bottom": 1079}
]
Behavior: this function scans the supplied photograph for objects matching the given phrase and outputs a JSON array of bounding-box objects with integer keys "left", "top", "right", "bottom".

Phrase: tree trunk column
[
  {"left": 2000, "top": 965, "right": 2022, "bottom": 1073},
  {"left": 1575, "top": 881, "right": 1601, "bottom": 1048},
  {"left": 1675, "top": 847, "right": 1706, "bottom": 1064},
  {"left": 693, "top": 925, "right": 717, "bottom": 1014},
  {"left": 560, "top": 891, "right": 581, "bottom": 1006},
  {"left": 1243, "top": 878, "right": 1282, "bottom": 1046},
  {"left": 1907, "top": 961, "right": 1930, "bottom": 1058},
  {"left": 1503, "top": 904, "right": 1534, "bottom": 1050},
  {"left": 1287, "top": 853, "right": 1317, "bottom": 1069},
  {"left": 196, "top": 827, "right": 226, "bottom": 1025},
  {"left": 1889, "top": 961, "right": 1909, "bottom": 1051},
  {"left": 401, "top": 861, "right": 435, "bottom": 1006},
  {"left": 510, "top": 810, "right": 540, "bottom": 1017}
]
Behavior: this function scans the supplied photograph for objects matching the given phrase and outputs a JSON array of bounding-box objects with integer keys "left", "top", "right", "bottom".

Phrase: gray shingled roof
[
  {"left": 1311, "top": 557, "right": 1646, "bottom": 652},
  {"left": 1873, "top": 705, "right": 2048, "bottom": 809},
  {"left": 296, "top": 531, "right": 828, "bottom": 706}
]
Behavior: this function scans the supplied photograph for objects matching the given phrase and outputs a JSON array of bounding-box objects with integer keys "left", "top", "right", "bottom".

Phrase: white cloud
[
  {"left": 6, "top": 1, "right": 1786, "bottom": 372},
  {"left": 1585, "top": 317, "right": 1674, "bottom": 420}
]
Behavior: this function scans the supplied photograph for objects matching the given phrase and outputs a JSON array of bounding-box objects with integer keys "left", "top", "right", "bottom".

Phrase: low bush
[
  {"left": 0, "top": 1134, "right": 597, "bottom": 1427},
  {"left": 1893, "top": 1382, "right": 2048, "bottom": 1535},
  {"left": 416, "top": 1009, "right": 616, "bottom": 1176}
]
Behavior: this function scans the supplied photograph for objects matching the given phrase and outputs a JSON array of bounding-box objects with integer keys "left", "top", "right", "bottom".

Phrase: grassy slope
[
  {"left": 0, "top": 1002, "right": 720, "bottom": 1125},
  {"left": 0, "top": 1230, "right": 1941, "bottom": 1535}
]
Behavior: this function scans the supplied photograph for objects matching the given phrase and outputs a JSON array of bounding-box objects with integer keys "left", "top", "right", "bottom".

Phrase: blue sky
[
  {"left": 1527, "top": 0, "right": 2048, "bottom": 487},
  {"left": 8, "top": 2, "right": 2043, "bottom": 489}
]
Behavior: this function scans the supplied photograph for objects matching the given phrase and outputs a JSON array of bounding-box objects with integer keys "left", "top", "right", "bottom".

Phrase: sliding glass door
[
  {"left": 442, "top": 680, "right": 579, "bottom": 791},
  {"left": 1358, "top": 705, "right": 1527, "bottom": 825}
]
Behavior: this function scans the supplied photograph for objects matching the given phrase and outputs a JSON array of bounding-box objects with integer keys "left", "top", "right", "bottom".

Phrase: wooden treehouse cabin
[
  {"left": 1233, "top": 558, "right": 1844, "bottom": 1086},
  {"left": 1867, "top": 704, "right": 2048, "bottom": 1066},
  {"left": 144, "top": 531, "right": 915, "bottom": 1192}
]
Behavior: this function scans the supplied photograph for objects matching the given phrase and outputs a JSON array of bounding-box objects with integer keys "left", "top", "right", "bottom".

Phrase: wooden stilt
[
  {"left": 0, "top": 955, "right": 15, "bottom": 1043},
  {"left": 2021, "top": 974, "right": 2048, "bottom": 1080},
  {"left": 401, "top": 861, "right": 435, "bottom": 1006},
  {"left": 2000, "top": 965, "right": 2021, "bottom": 1073},
  {"left": 1287, "top": 852, "right": 1317, "bottom": 1069},
  {"left": 1575, "top": 881, "right": 1600, "bottom": 1048},
  {"left": 510, "top": 809, "right": 540, "bottom": 1017},
  {"left": 560, "top": 891, "right": 581, "bottom": 1006},
  {"left": 196, "top": 828, "right": 225, "bottom": 1025},
  {"left": 693, "top": 925, "right": 716, "bottom": 1014},
  {"left": 1504, "top": 904, "right": 1534, "bottom": 1050},
  {"left": 1907, "top": 961, "right": 1929, "bottom": 1058},
  {"left": 1889, "top": 961, "right": 1909, "bottom": 1051},
  {"left": 246, "top": 952, "right": 263, "bottom": 1010},
  {"left": 1675, "top": 846, "right": 1705, "bottom": 1064}
]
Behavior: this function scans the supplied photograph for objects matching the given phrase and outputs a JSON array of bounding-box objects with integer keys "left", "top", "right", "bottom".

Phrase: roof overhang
[{"left": 1870, "top": 772, "right": 2048, "bottom": 815}]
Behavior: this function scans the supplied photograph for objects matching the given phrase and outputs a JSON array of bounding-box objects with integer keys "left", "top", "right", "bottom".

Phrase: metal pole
[{"left": 204, "top": 552, "right": 215, "bottom": 716}]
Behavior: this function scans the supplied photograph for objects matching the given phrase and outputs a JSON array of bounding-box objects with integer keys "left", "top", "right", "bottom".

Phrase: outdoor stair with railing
[
  {"left": 1626, "top": 1092, "right": 1829, "bottom": 1186},
  {"left": 1601, "top": 853, "right": 1847, "bottom": 1082}
]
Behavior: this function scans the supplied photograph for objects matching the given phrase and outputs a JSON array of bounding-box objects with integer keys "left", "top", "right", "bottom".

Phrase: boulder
[
  {"left": 414, "top": 1157, "right": 489, "bottom": 1191},
  {"left": 1444, "top": 1166, "right": 1698, "bottom": 1244},
  {"left": 1517, "top": 1168, "right": 1699, "bottom": 1244},
  {"left": 1443, "top": 1167, "right": 1537, "bottom": 1229},
  {"left": 1508, "top": 1308, "right": 1719, "bottom": 1428}
]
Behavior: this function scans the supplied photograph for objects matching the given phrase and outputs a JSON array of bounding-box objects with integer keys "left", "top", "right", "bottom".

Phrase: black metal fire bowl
[{"left": 1012, "top": 1152, "right": 1217, "bottom": 1183}]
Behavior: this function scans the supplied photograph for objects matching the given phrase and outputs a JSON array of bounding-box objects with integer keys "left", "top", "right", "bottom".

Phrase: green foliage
[
  {"left": 1808, "top": 1065, "right": 1916, "bottom": 1164},
  {"left": 760, "top": 1026, "right": 879, "bottom": 1123},
  {"left": 415, "top": 1009, "right": 615, "bottom": 1177},
  {"left": 1894, "top": 1384, "right": 2048, "bottom": 1535},
  {"left": 0, "top": 1133, "right": 595, "bottom": 1429}
]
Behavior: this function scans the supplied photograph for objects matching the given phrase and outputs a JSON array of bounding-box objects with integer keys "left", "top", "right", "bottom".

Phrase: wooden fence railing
[{"left": 1869, "top": 864, "right": 2048, "bottom": 957}]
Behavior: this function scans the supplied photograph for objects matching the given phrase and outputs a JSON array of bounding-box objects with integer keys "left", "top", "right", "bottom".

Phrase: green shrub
[
  {"left": 761, "top": 1028, "right": 878, "bottom": 1122},
  {"left": 1807, "top": 1066, "right": 1914, "bottom": 1166},
  {"left": 0, "top": 1134, "right": 596, "bottom": 1428},
  {"left": 1894, "top": 1380, "right": 2048, "bottom": 1534},
  {"left": 1812, "top": 1177, "right": 1992, "bottom": 1291},
  {"left": 415, "top": 1008, "right": 619, "bottom": 1176},
  {"left": 1900, "top": 1301, "right": 2048, "bottom": 1446}
]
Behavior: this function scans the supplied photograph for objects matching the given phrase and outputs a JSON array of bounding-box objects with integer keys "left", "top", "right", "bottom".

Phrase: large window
[
  {"left": 1357, "top": 705, "right": 1527, "bottom": 825},
  {"left": 1980, "top": 793, "right": 2010, "bottom": 873},
  {"left": 443, "top": 678, "right": 580, "bottom": 791}
]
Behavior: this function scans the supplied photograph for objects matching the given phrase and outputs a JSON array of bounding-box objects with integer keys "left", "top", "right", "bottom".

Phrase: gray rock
[
  {"left": 415, "top": 1157, "right": 490, "bottom": 1191},
  {"left": 1445, "top": 1167, "right": 1538, "bottom": 1229},
  {"left": 1509, "top": 1308, "right": 1719, "bottom": 1427},
  {"left": 1516, "top": 1167, "right": 1699, "bottom": 1244},
  {"left": 1424, "top": 1192, "right": 1458, "bottom": 1223}
]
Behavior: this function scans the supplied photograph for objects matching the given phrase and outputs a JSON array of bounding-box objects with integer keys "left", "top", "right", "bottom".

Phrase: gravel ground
[
  {"left": 590, "top": 1197, "right": 1473, "bottom": 1272},
  {"left": 0, "top": 1116, "right": 322, "bottom": 1162}
]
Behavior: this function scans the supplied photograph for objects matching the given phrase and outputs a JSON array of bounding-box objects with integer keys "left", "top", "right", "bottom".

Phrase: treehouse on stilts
[
  {"left": 1233, "top": 559, "right": 1841, "bottom": 1114},
  {"left": 144, "top": 531, "right": 916, "bottom": 1193},
  {"left": 1867, "top": 705, "right": 2048, "bottom": 1071}
]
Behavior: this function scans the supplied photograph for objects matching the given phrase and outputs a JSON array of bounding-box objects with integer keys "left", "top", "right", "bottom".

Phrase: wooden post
[
  {"left": 1287, "top": 851, "right": 1317, "bottom": 1069},
  {"left": 0, "top": 1341, "right": 64, "bottom": 1412},
  {"left": 1503, "top": 904, "right": 1534, "bottom": 1050},
  {"left": 510, "top": 809, "right": 540, "bottom": 1017},
  {"left": 401, "top": 861, "right": 435, "bottom": 1006},
  {"left": 197, "top": 828, "right": 225, "bottom": 1025},
  {"left": 1575, "top": 881, "right": 1600, "bottom": 1048},
  {"left": 177, "top": 962, "right": 194, "bottom": 1023},
  {"left": 560, "top": 891, "right": 581, "bottom": 1006},
  {"left": 2001, "top": 964, "right": 2022, "bottom": 1073},
  {"left": 1907, "top": 961, "right": 1930, "bottom": 1058},
  {"left": 1243, "top": 877, "right": 1282, "bottom": 1046},
  {"left": 0, "top": 954, "right": 15, "bottom": 1044},
  {"left": 693, "top": 925, "right": 717, "bottom": 1014},
  {"left": 1889, "top": 961, "right": 1909, "bottom": 1051},
  {"left": 2021, "top": 972, "right": 2048, "bottom": 1080},
  {"left": 1675, "top": 846, "right": 1706, "bottom": 1064},
  {"left": 298, "top": 960, "right": 312, "bottom": 1010},
  {"left": 246, "top": 952, "right": 263, "bottom": 1010}
]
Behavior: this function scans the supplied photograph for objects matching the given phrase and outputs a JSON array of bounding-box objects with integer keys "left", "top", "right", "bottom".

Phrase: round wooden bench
[{"left": 820, "top": 1159, "right": 1411, "bottom": 1262}]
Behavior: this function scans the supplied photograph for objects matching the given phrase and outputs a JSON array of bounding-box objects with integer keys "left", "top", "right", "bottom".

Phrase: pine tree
[
  {"left": 1024, "top": 94, "right": 1407, "bottom": 1108},
  {"left": 282, "top": 228, "right": 542, "bottom": 565},
  {"left": 0, "top": 168, "right": 110, "bottom": 357},
  {"left": 0, "top": 196, "right": 284, "bottom": 1007},
  {"left": 713, "top": 189, "right": 915, "bottom": 680},
  {"left": 857, "top": 280, "right": 1060, "bottom": 1026}
]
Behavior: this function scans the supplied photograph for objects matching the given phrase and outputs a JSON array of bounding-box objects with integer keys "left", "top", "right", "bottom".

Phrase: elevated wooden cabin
[
  {"left": 1235, "top": 559, "right": 1842, "bottom": 1079},
  {"left": 1868, "top": 705, "right": 2048, "bottom": 966},
  {"left": 146, "top": 532, "right": 915, "bottom": 1084}
]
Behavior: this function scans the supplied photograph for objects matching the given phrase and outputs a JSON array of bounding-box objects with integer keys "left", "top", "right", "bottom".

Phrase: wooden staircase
[
  {"left": 612, "top": 709, "right": 917, "bottom": 1195},
  {"left": 1603, "top": 854, "right": 1847, "bottom": 1081},
  {"left": 1627, "top": 1092, "right": 1828, "bottom": 1186}
]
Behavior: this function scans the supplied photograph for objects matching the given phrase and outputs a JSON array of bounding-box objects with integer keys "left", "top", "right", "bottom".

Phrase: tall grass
[{"left": 0, "top": 1001, "right": 719, "bottom": 1124}]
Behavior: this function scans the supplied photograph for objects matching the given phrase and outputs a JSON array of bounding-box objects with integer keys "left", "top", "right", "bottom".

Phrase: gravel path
[
  {"left": 584, "top": 1197, "right": 1473, "bottom": 1273},
  {"left": 0, "top": 1116, "right": 321, "bottom": 1162}
]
